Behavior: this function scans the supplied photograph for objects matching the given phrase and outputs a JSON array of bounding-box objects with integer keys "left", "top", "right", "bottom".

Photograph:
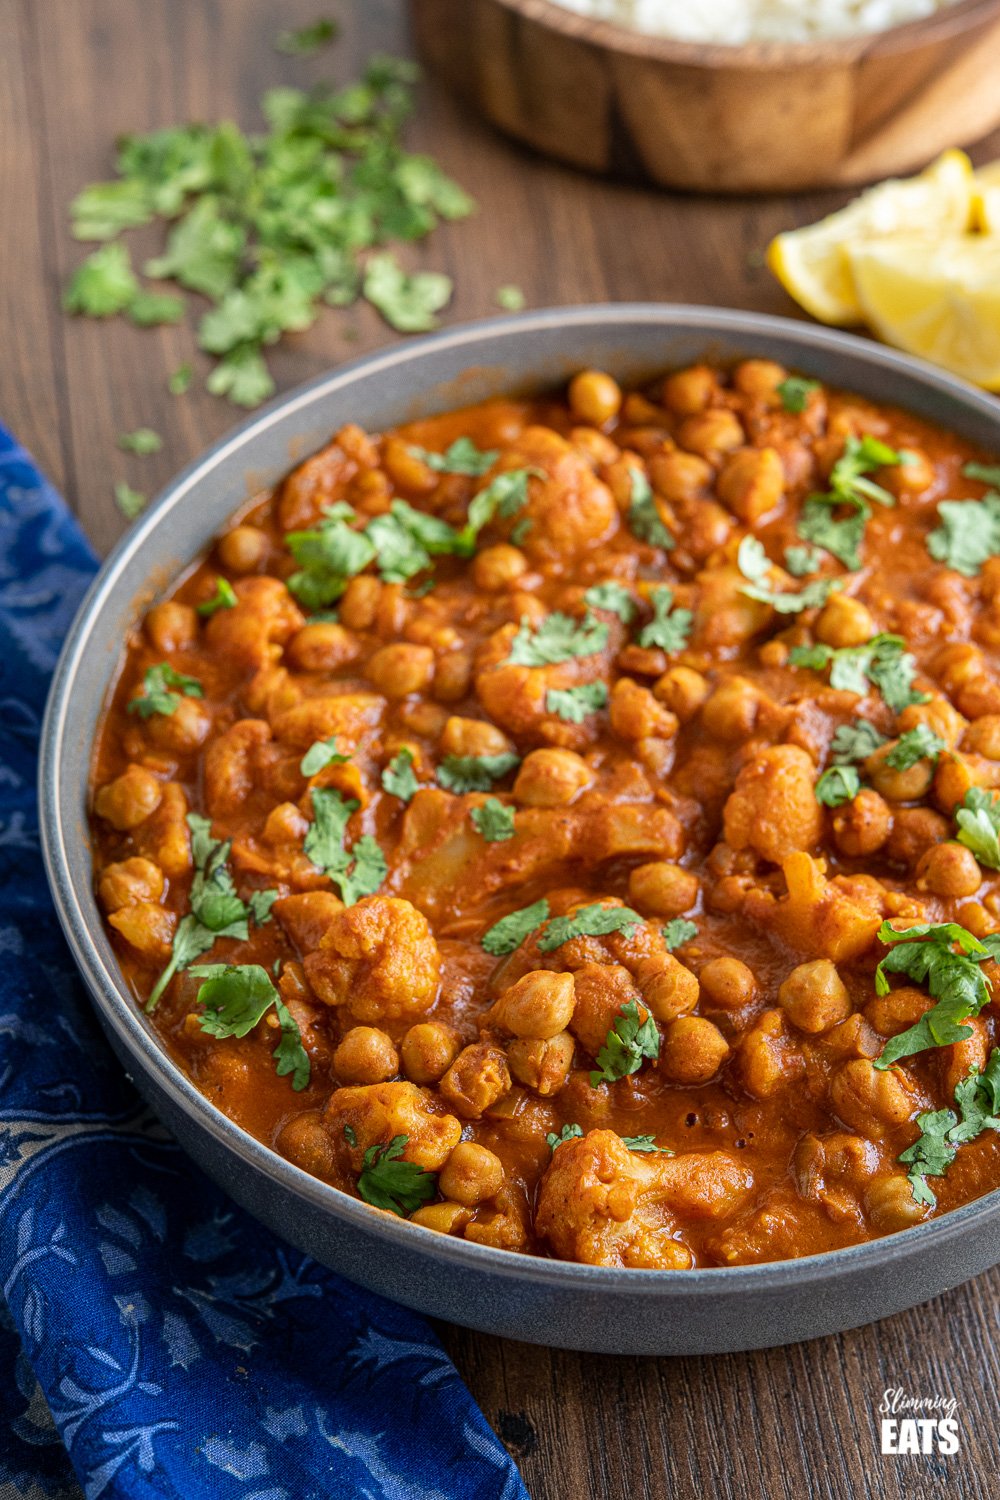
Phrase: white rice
[{"left": 551, "top": 0, "right": 960, "bottom": 44}]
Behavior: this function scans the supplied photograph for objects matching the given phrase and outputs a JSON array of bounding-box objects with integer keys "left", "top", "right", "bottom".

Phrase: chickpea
[
  {"left": 915, "top": 841, "right": 982, "bottom": 898},
  {"left": 571, "top": 426, "right": 620, "bottom": 465},
  {"left": 410, "top": 1201, "right": 471, "bottom": 1235},
  {"left": 284, "top": 622, "right": 358, "bottom": 673},
  {"left": 276, "top": 1111, "right": 337, "bottom": 1178},
  {"left": 732, "top": 359, "right": 786, "bottom": 399},
  {"left": 382, "top": 435, "right": 437, "bottom": 495},
  {"left": 866, "top": 1174, "right": 926, "bottom": 1230},
  {"left": 662, "top": 365, "right": 716, "bottom": 417},
  {"left": 659, "top": 1016, "right": 730, "bottom": 1084},
  {"left": 339, "top": 575, "right": 381, "bottom": 631},
  {"left": 829, "top": 1059, "right": 916, "bottom": 1137},
  {"left": 440, "top": 716, "right": 513, "bottom": 761},
  {"left": 145, "top": 694, "right": 212, "bottom": 754},
  {"left": 654, "top": 665, "right": 709, "bottom": 721},
  {"left": 701, "top": 677, "right": 759, "bottom": 741},
  {"left": 628, "top": 861, "right": 699, "bottom": 918},
  {"left": 832, "top": 789, "right": 892, "bottom": 858},
  {"left": 98, "top": 856, "right": 165, "bottom": 913},
  {"left": 699, "top": 957, "right": 757, "bottom": 1011},
  {"left": 366, "top": 643, "right": 434, "bottom": 698},
  {"left": 887, "top": 806, "right": 949, "bottom": 868},
  {"left": 439, "top": 1142, "right": 505, "bottom": 1206},
  {"left": 647, "top": 450, "right": 712, "bottom": 502},
  {"left": 962, "top": 715, "right": 1000, "bottom": 758},
  {"left": 882, "top": 448, "right": 935, "bottom": 498},
  {"left": 401, "top": 1023, "right": 462, "bottom": 1086},
  {"left": 439, "top": 1043, "right": 512, "bottom": 1119},
  {"left": 514, "top": 748, "right": 593, "bottom": 807},
  {"left": 677, "top": 409, "right": 744, "bottom": 461},
  {"left": 94, "top": 764, "right": 163, "bottom": 830},
  {"left": 716, "top": 447, "right": 784, "bottom": 524},
  {"left": 334, "top": 1027, "right": 399, "bottom": 1085},
  {"left": 898, "top": 695, "right": 965, "bottom": 749},
  {"left": 778, "top": 960, "right": 851, "bottom": 1034},
  {"left": 489, "top": 970, "right": 575, "bottom": 1039},
  {"left": 957, "top": 676, "right": 1000, "bottom": 721},
  {"left": 634, "top": 953, "right": 699, "bottom": 1023},
  {"left": 568, "top": 369, "right": 622, "bottom": 427},
  {"left": 145, "top": 601, "right": 197, "bottom": 653},
  {"left": 866, "top": 742, "right": 935, "bottom": 802},
  {"left": 472, "top": 544, "right": 528, "bottom": 592},
  {"left": 218, "top": 525, "right": 267, "bottom": 574},
  {"left": 815, "top": 594, "right": 875, "bottom": 649},
  {"left": 507, "top": 1032, "right": 575, "bottom": 1095},
  {"left": 955, "top": 900, "right": 995, "bottom": 938},
  {"left": 864, "top": 985, "right": 932, "bottom": 1037},
  {"left": 433, "top": 650, "right": 473, "bottom": 703}
]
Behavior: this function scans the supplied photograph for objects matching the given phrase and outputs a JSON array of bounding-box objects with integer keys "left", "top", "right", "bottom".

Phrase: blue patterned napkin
[{"left": 0, "top": 424, "right": 528, "bottom": 1500}]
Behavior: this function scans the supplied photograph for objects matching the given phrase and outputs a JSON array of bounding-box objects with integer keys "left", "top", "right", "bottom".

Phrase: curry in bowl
[{"left": 90, "top": 357, "right": 1000, "bottom": 1269}]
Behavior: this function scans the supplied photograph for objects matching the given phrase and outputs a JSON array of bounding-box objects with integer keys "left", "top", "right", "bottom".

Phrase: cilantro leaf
[
  {"left": 409, "top": 437, "right": 498, "bottom": 476},
  {"left": 662, "top": 918, "right": 697, "bottom": 950},
  {"left": 247, "top": 889, "right": 279, "bottom": 925},
  {"left": 470, "top": 798, "right": 516, "bottom": 842},
  {"left": 382, "top": 748, "right": 419, "bottom": 802},
  {"left": 584, "top": 581, "right": 636, "bottom": 623},
  {"left": 815, "top": 765, "right": 861, "bottom": 807},
  {"left": 788, "top": 633, "right": 927, "bottom": 714},
  {"left": 206, "top": 346, "right": 276, "bottom": 409},
  {"left": 168, "top": 363, "right": 193, "bottom": 395},
  {"left": 621, "top": 1135, "right": 673, "bottom": 1154},
  {"left": 955, "top": 787, "right": 1000, "bottom": 870},
  {"left": 546, "top": 1123, "right": 584, "bottom": 1151},
  {"left": 797, "top": 498, "right": 868, "bottom": 571},
  {"left": 437, "top": 752, "right": 520, "bottom": 794},
  {"left": 777, "top": 376, "right": 819, "bottom": 414},
  {"left": 590, "top": 999, "right": 659, "bottom": 1087},
  {"left": 481, "top": 898, "right": 550, "bottom": 956},
  {"left": 829, "top": 434, "right": 903, "bottom": 506},
  {"left": 508, "top": 611, "right": 609, "bottom": 667},
  {"left": 638, "top": 586, "right": 693, "bottom": 650},
  {"left": 63, "top": 243, "right": 140, "bottom": 316},
  {"left": 197, "top": 578, "right": 237, "bottom": 617},
  {"left": 70, "top": 178, "right": 152, "bottom": 240},
  {"left": 899, "top": 1049, "right": 1000, "bottom": 1206},
  {"left": 276, "top": 18, "right": 339, "bottom": 54},
  {"left": 737, "top": 535, "right": 839, "bottom": 614},
  {"left": 885, "top": 723, "right": 946, "bottom": 771},
  {"left": 627, "top": 466, "right": 673, "bottom": 549},
  {"left": 118, "top": 427, "right": 163, "bottom": 455},
  {"left": 304, "top": 787, "right": 386, "bottom": 904},
  {"left": 114, "top": 482, "right": 147, "bottom": 520},
  {"left": 963, "top": 461, "right": 1000, "bottom": 488},
  {"left": 191, "top": 963, "right": 310, "bottom": 1090},
  {"left": 546, "top": 681, "right": 608, "bottom": 724},
  {"left": 461, "top": 468, "right": 537, "bottom": 547},
  {"left": 300, "top": 737, "right": 349, "bottom": 776},
  {"left": 538, "top": 902, "right": 644, "bottom": 953},
  {"left": 873, "top": 920, "right": 998, "bottom": 1069},
  {"left": 356, "top": 1134, "right": 437, "bottom": 1217},
  {"left": 128, "top": 291, "right": 185, "bottom": 327},
  {"left": 796, "top": 434, "right": 901, "bottom": 569},
  {"left": 927, "top": 494, "right": 1000, "bottom": 578},
  {"left": 127, "top": 662, "right": 203, "bottom": 718},
  {"left": 145, "top": 197, "right": 246, "bottom": 301},
  {"left": 496, "top": 284, "right": 526, "bottom": 311},
  {"left": 830, "top": 719, "right": 887, "bottom": 765},
  {"left": 285, "top": 505, "right": 376, "bottom": 608},
  {"left": 363, "top": 252, "right": 452, "bottom": 332},
  {"left": 784, "top": 544, "right": 822, "bottom": 577}
]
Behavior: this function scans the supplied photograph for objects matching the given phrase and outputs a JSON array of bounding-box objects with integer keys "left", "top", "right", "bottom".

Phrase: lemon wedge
[
  {"left": 847, "top": 233, "right": 1000, "bottom": 390},
  {"left": 972, "top": 159, "right": 1000, "bottom": 233},
  {"left": 767, "top": 150, "right": 973, "bottom": 326}
]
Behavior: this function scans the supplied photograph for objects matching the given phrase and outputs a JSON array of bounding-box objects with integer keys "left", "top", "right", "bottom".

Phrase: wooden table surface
[{"left": 3, "top": 1, "right": 998, "bottom": 1495}]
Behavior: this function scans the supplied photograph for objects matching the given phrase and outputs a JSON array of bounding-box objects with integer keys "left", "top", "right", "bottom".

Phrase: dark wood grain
[{"left": 2, "top": 1, "right": 999, "bottom": 1495}]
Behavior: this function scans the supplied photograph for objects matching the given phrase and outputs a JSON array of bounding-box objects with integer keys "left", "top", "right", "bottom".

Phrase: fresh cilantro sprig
[
  {"left": 356, "top": 1134, "right": 437, "bottom": 1216},
  {"left": 382, "top": 747, "right": 420, "bottom": 802},
  {"left": 546, "top": 1123, "right": 584, "bottom": 1151},
  {"left": 796, "top": 433, "right": 904, "bottom": 570},
  {"left": 304, "top": 788, "right": 387, "bottom": 904},
  {"left": 873, "top": 920, "right": 1000, "bottom": 1070},
  {"left": 963, "top": 461, "right": 1000, "bottom": 488},
  {"left": 127, "top": 662, "right": 204, "bottom": 719},
  {"left": 784, "top": 544, "right": 823, "bottom": 577},
  {"left": 437, "top": 752, "right": 520, "bottom": 794},
  {"left": 471, "top": 798, "right": 516, "bottom": 842},
  {"left": 885, "top": 723, "right": 946, "bottom": 771},
  {"left": 955, "top": 787, "right": 1000, "bottom": 869},
  {"left": 627, "top": 467, "right": 673, "bottom": 549},
  {"left": 662, "top": 918, "right": 697, "bottom": 950},
  {"left": 584, "top": 581, "right": 636, "bottom": 623},
  {"left": 900, "top": 1050, "right": 1000, "bottom": 1206},
  {"left": 460, "top": 468, "right": 538, "bottom": 548},
  {"left": 508, "top": 611, "right": 609, "bottom": 667},
  {"left": 638, "top": 586, "right": 693, "bottom": 650},
  {"left": 538, "top": 903, "right": 643, "bottom": 953},
  {"left": 114, "top": 482, "right": 147, "bottom": 520},
  {"left": 776, "top": 376, "right": 819, "bottom": 414},
  {"left": 621, "top": 1135, "right": 673, "bottom": 1154},
  {"left": 830, "top": 719, "right": 887, "bottom": 764},
  {"left": 191, "top": 962, "right": 310, "bottom": 1090},
  {"left": 546, "top": 681, "right": 608, "bottom": 724},
  {"left": 927, "top": 494, "right": 1000, "bottom": 578},
  {"left": 788, "top": 633, "right": 927, "bottom": 714},
  {"left": 300, "top": 737, "right": 349, "bottom": 776},
  {"left": 737, "top": 535, "right": 839, "bottom": 614},
  {"left": 590, "top": 1000, "right": 659, "bottom": 1087},
  {"left": 118, "top": 427, "right": 162, "bottom": 454},
  {"left": 815, "top": 766, "right": 861, "bottom": 808},
  {"left": 197, "top": 578, "right": 237, "bottom": 617},
  {"left": 481, "top": 898, "right": 550, "bottom": 956},
  {"left": 409, "top": 437, "right": 498, "bottom": 476}
]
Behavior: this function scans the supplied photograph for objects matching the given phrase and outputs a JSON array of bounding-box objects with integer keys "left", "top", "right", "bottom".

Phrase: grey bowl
[{"left": 40, "top": 304, "right": 1000, "bottom": 1355}]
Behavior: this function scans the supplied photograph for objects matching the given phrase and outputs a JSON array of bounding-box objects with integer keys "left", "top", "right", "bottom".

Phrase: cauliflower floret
[
  {"left": 535, "top": 1130, "right": 753, "bottom": 1268},
  {"left": 742, "top": 852, "right": 885, "bottom": 963},
  {"left": 723, "top": 744, "right": 822, "bottom": 864},
  {"left": 474, "top": 620, "right": 614, "bottom": 749},
  {"left": 303, "top": 895, "right": 441, "bottom": 1022},
  {"left": 203, "top": 576, "right": 304, "bottom": 672},
  {"left": 203, "top": 718, "right": 272, "bottom": 816},
  {"left": 486, "top": 426, "right": 618, "bottom": 567},
  {"left": 323, "top": 1081, "right": 461, "bottom": 1173}
]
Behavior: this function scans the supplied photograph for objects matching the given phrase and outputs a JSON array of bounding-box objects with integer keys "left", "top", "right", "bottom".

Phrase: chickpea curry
[{"left": 90, "top": 358, "right": 1000, "bottom": 1269}]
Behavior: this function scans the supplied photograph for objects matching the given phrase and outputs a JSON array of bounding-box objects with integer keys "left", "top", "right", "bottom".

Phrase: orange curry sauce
[{"left": 90, "top": 359, "right": 1000, "bottom": 1267}]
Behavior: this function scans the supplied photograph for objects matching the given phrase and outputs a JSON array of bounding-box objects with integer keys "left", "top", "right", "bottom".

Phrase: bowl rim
[
  {"left": 489, "top": 0, "right": 1000, "bottom": 67},
  {"left": 40, "top": 300, "right": 1000, "bottom": 1298}
]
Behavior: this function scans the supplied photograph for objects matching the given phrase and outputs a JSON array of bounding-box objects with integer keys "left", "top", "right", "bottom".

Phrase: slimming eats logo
[{"left": 879, "top": 1388, "right": 960, "bottom": 1455}]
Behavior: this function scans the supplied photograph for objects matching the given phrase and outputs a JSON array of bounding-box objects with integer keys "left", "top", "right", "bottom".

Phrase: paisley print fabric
[{"left": 0, "top": 425, "right": 528, "bottom": 1500}]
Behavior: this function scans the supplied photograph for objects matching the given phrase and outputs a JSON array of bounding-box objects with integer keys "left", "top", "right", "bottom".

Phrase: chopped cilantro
[
  {"left": 470, "top": 798, "right": 516, "bottom": 842},
  {"left": 206, "top": 346, "right": 275, "bottom": 409},
  {"left": 363, "top": 252, "right": 452, "bottom": 333},
  {"left": 638, "top": 586, "right": 693, "bottom": 651},
  {"left": 70, "top": 178, "right": 152, "bottom": 241},
  {"left": 300, "top": 737, "right": 349, "bottom": 777},
  {"left": 627, "top": 466, "right": 673, "bottom": 549},
  {"left": 737, "top": 535, "right": 839, "bottom": 614},
  {"left": 382, "top": 747, "right": 419, "bottom": 802},
  {"left": 127, "top": 662, "right": 203, "bottom": 718},
  {"left": 662, "top": 918, "right": 697, "bottom": 951},
  {"left": 304, "top": 787, "right": 386, "bottom": 905},
  {"left": 590, "top": 1000, "right": 659, "bottom": 1087},
  {"left": 873, "top": 920, "right": 1000, "bottom": 1070},
  {"left": 481, "top": 898, "right": 550, "bottom": 956},
  {"left": 797, "top": 499, "right": 868, "bottom": 571},
  {"left": 128, "top": 291, "right": 185, "bottom": 327},
  {"left": 788, "top": 633, "right": 927, "bottom": 714},
  {"left": 461, "top": 468, "right": 537, "bottom": 546},
  {"left": 796, "top": 433, "right": 903, "bottom": 569},
  {"left": 285, "top": 504, "right": 376, "bottom": 609},
  {"left": 356, "top": 1134, "right": 437, "bottom": 1216},
  {"left": 538, "top": 903, "right": 644, "bottom": 953},
  {"left": 409, "top": 437, "right": 498, "bottom": 476},
  {"left": 437, "top": 752, "right": 520, "bottom": 794},
  {"left": 829, "top": 719, "right": 887, "bottom": 765},
  {"left": 275, "top": 18, "right": 339, "bottom": 54},
  {"left": 784, "top": 544, "right": 822, "bottom": 577},
  {"left": 196, "top": 578, "right": 237, "bottom": 617},
  {"left": 955, "top": 787, "right": 1000, "bottom": 870},
  {"left": 899, "top": 1049, "right": 1000, "bottom": 1206},
  {"left": 776, "top": 376, "right": 819, "bottom": 414},
  {"left": 508, "top": 611, "right": 608, "bottom": 667},
  {"left": 963, "top": 461, "right": 1000, "bottom": 488},
  {"left": 546, "top": 681, "right": 608, "bottom": 724},
  {"left": 927, "top": 494, "right": 1000, "bottom": 578},
  {"left": 584, "top": 581, "right": 636, "bottom": 623},
  {"left": 118, "top": 427, "right": 162, "bottom": 455},
  {"left": 546, "top": 1123, "right": 584, "bottom": 1151},
  {"left": 815, "top": 765, "right": 861, "bottom": 807},
  {"left": 621, "top": 1135, "right": 673, "bottom": 1154},
  {"left": 496, "top": 284, "right": 526, "bottom": 311},
  {"left": 885, "top": 723, "right": 946, "bottom": 771},
  {"left": 63, "top": 242, "right": 139, "bottom": 316},
  {"left": 114, "top": 481, "right": 147, "bottom": 520},
  {"left": 168, "top": 363, "right": 193, "bottom": 395},
  {"left": 191, "top": 962, "right": 310, "bottom": 1090}
]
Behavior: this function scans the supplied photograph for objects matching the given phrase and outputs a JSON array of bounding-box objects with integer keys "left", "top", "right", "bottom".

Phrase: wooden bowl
[{"left": 410, "top": 0, "right": 1000, "bottom": 192}]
